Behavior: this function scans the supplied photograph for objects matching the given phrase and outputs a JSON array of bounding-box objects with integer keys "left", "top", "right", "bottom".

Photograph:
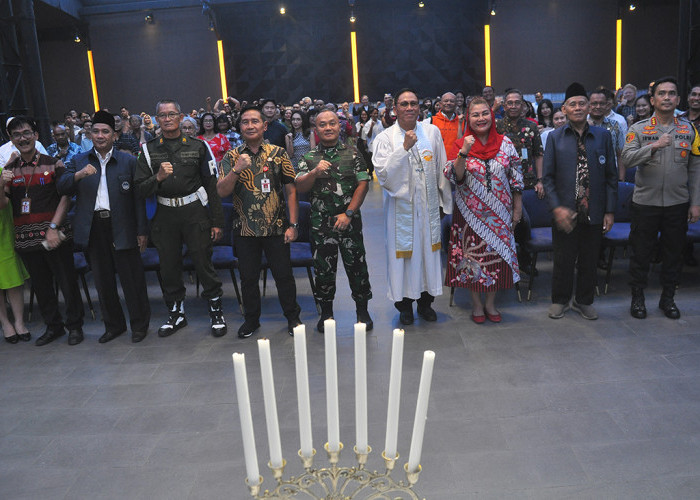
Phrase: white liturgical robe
[{"left": 372, "top": 121, "right": 452, "bottom": 302}]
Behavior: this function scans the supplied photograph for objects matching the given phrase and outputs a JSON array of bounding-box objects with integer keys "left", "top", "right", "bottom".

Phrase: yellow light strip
[
  {"left": 484, "top": 24, "right": 492, "bottom": 87},
  {"left": 350, "top": 31, "right": 360, "bottom": 103},
  {"left": 616, "top": 18, "right": 622, "bottom": 90},
  {"left": 87, "top": 50, "right": 100, "bottom": 111},
  {"left": 217, "top": 39, "right": 228, "bottom": 101}
]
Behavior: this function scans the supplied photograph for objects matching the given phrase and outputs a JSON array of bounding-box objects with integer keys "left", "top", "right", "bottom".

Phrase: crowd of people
[{"left": 0, "top": 76, "right": 699, "bottom": 346}]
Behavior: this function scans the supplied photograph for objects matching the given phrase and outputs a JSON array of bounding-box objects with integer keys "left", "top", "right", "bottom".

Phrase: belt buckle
[
  {"left": 173, "top": 197, "right": 181, "bottom": 207},
  {"left": 99, "top": 211, "right": 110, "bottom": 218}
]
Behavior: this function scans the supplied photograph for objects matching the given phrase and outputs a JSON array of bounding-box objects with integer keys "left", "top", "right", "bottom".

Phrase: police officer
[
  {"left": 135, "top": 99, "right": 227, "bottom": 337},
  {"left": 295, "top": 109, "right": 373, "bottom": 332},
  {"left": 622, "top": 77, "right": 700, "bottom": 320}
]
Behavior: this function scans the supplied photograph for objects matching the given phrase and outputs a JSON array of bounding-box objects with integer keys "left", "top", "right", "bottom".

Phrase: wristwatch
[
  {"left": 49, "top": 222, "right": 58, "bottom": 230},
  {"left": 345, "top": 209, "right": 354, "bottom": 218},
  {"left": 290, "top": 223, "right": 299, "bottom": 229},
  {"left": 458, "top": 151, "right": 469, "bottom": 158}
]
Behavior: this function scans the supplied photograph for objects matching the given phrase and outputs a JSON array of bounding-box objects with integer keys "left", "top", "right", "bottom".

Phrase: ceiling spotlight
[
  {"left": 490, "top": 0, "right": 496, "bottom": 15},
  {"left": 144, "top": 13, "right": 154, "bottom": 24},
  {"left": 628, "top": 3, "right": 636, "bottom": 10},
  {"left": 350, "top": 14, "right": 356, "bottom": 22},
  {"left": 73, "top": 34, "right": 81, "bottom": 43},
  {"left": 279, "top": 6, "right": 286, "bottom": 14},
  {"left": 418, "top": 1, "right": 425, "bottom": 7},
  {"left": 208, "top": 20, "right": 215, "bottom": 31}
]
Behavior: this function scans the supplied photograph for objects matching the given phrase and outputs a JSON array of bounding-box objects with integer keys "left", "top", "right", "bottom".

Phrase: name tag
[
  {"left": 21, "top": 197, "right": 31, "bottom": 214},
  {"left": 521, "top": 148, "right": 528, "bottom": 160},
  {"left": 261, "top": 178, "right": 271, "bottom": 193}
]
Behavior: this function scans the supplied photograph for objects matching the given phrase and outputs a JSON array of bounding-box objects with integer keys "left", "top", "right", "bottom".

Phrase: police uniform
[
  {"left": 135, "top": 134, "right": 226, "bottom": 336},
  {"left": 621, "top": 115, "right": 700, "bottom": 317},
  {"left": 296, "top": 142, "right": 372, "bottom": 330}
]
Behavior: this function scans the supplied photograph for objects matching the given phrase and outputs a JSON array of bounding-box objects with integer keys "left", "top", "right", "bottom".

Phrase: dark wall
[
  {"left": 489, "top": 0, "right": 679, "bottom": 95},
  {"left": 215, "top": 0, "right": 486, "bottom": 104},
  {"left": 85, "top": 6, "right": 220, "bottom": 116},
  {"left": 39, "top": 40, "right": 94, "bottom": 119}
]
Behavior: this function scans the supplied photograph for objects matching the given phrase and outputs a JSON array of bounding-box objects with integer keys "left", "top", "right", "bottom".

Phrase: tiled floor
[{"left": 2, "top": 180, "right": 700, "bottom": 499}]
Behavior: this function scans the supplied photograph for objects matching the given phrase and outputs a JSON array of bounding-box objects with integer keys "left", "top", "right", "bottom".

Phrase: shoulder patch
[{"left": 625, "top": 132, "right": 636, "bottom": 143}]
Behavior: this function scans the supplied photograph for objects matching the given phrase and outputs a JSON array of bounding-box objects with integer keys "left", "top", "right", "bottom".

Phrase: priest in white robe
[{"left": 371, "top": 88, "right": 453, "bottom": 325}]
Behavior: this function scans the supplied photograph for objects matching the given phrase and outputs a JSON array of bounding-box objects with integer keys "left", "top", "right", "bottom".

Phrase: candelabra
[{"left": 232, "top": 322, "right": 435, "bottom": 500}]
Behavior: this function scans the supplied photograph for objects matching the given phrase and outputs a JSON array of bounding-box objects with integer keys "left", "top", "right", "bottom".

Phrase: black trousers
[
  {"left": 235, "top": 235, "right": 300, "bottom": 323},
  {"left": 21, "top": 242, "right": 84, "bottom": 331},
  {"left": 87, "top": 214, "right": 150, "bottom": 333},
  {"left": 551, "top": 222, "right": 602, "bottom": 306},
  {"left": 151, "top": 202, "right": 222, "bottom": 302},
  {"left": 514, "top": 204, "right": 532, "bottom": 266},
  {"left": 629, "top": 202, "right": 688, "bottom": 290}
]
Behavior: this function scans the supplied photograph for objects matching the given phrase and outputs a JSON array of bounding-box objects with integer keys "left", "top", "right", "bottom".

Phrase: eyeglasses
[
  {"left": 505, "top": 100, "right": 522, "bottom": 107},
  {"left": 398, "top": 101, "right": 419, "bottom": 108},
  {"left": 156, "top": 112, "right": 181, "bottom": 120},
  {"left": 10, "top": 130, "right": 35, "bottom": 140}
]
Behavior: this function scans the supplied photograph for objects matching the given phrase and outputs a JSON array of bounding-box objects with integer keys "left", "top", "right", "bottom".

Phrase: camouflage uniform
[{"left": 296, "top": 142, "right": 372, "bottom": 304}]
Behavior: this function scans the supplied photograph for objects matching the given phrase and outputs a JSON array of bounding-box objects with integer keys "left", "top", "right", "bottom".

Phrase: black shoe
[
  {"left": 356, "top": 308, "right": 374, "bottom": 331},
  {"left": 4, "top": 334, "right": 19, "bottom": 344},
  {"left": 630, "top": 288, "right": 647, "bottom": 319},
  {"left": 68, "top": 328, "right": 84, "bottom": 345},
  {"left": 158, "top": 301, "right": 187, "bottom": 337},
  {"left": 35, "top": 327, "right": 65, "bottom": 346},
  {"left": 399, "top": 309, "right": 414, "bottom": 325},
  {"left": 131, "top": 330, "right": 148, "bottom": 343},
  {"left": 209, "top": 297, "right": 227, "bottom": 338},
  {"left": 659, "top": 299, "right": 681, "bottom": 319},
  {"left": 18, "top": 332, "right": 31, "bottom": 342},
  {"left": 317, "top": 302, "right": 334, "bottom": 333},
  {"left": 417, "top": 305, "right": 438, "bottom": 321},
  {"left": 288, "top": 317, "right": 302, "bottom": 336},
  {"left": 98, "top": 330, "right": 124, "bottom": 344},
  {"left": 237, "top": 320, "right": 260, "bottom": 338}
]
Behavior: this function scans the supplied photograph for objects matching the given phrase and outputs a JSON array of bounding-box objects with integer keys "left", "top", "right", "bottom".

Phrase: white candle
[
  {"left": 354, "top": 323, "right": 368, "bottom": 453},
  {"left": 257, "top": 339, "right": 283, "bottom": 468},
  {"left": 232, "top": 353, "right": 260, "bottom": 486},
  {"left": 324, "top": 319, "right": 340, "bottom": 452},
  {"left": 293, "top": 325, "right": 314, "bottom": 457},
  {"left": 407, "top": 350, "right": 435, "bottom": 472},
  {"left": 384, "top": 329, "right": 404, "bottom": 458}
]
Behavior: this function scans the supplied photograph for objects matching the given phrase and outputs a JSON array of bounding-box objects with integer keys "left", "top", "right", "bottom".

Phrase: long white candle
[
  {"left": 293, "top": 325, "right": 314, "bottom": 457},
  {"left": 257, "top": 339, "right": 283, "bottom": 468},
  {"left": 324, "top": 319, "right": 340, "bottom": 452},
  {"left": 354, "top": 323, "right": 368, "bottom": 453},
  {"left": 232, "top": 353, "right": 260, "bottom": 486},
  {"left": 384, "top": 329, "right": 404, "bottom": 458},
  {"left": 407, "top": 350, "right": 436, "bottom": 472}
]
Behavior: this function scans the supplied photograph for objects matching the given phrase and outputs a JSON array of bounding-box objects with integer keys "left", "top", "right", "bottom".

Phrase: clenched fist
[
  {"left": 403, "top": 130, "right": 418, "bottom": 151},
  {"left": 157, "top": 161, "right": 173, "bottom": 182}
]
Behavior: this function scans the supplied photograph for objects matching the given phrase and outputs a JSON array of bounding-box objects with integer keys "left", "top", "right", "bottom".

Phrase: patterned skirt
[{"left": 444, "top": 209, "right": 514, "bottom": 292}]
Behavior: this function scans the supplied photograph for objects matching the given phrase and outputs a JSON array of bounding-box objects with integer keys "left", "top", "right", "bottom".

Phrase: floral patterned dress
[
  {"left": 198, "top": 133, "right": 231, "bottom": 163},
  {"left": 444, "top": 137, "right": 523, "bottom": 291}
]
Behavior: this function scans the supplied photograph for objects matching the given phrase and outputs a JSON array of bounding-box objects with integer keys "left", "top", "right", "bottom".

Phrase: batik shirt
[{"left": 496, "top": 116, "right": 543, "bottom": 188}]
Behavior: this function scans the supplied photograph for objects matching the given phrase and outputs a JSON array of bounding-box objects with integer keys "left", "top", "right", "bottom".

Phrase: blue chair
[
  {"left": 261, "top": 201, "right": 319, "bottom": 314},
  {"left": 522, "top": 189, "right": 554, "bottom": 301},
  {"left": 601, "top": 182, "right": 634, "bottom": 293}
]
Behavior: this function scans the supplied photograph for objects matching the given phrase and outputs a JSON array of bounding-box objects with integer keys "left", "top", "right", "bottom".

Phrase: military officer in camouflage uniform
[
  {"left": 135, "top": 99, "right": 227, "bottom": 338},
  {"left": 296, "top": 110, "right": 373, "bottom": 332}
]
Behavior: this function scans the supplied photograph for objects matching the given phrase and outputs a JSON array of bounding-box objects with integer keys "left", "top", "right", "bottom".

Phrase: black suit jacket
[
  {"left": 57, "top": 148, "right": 147, "bottom": 250},
  {"left": 542, "top": 123, "right": 618, "bottom": 225}
]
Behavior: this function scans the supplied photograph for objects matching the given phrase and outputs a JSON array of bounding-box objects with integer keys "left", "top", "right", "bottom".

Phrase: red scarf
[{"left": 451, "top": 110, "right": 504, "bottom": 161}]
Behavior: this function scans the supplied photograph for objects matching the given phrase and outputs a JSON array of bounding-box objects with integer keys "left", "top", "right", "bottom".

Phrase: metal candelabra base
[{"left": 246, "top": 443, "right": 425, "bottom": 499}]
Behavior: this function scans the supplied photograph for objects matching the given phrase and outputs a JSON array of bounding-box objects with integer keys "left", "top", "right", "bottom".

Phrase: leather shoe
[
  {"left": 399, "top": 309, "right": 414, "bottom": 325},
  {"left": 68, "top": 328, "right": 84, "bottom": 345},
  {"left": 98, "top": 330, "right": 124, "bottom": 344},
  {"left": 238, "top": 320, "right": 260, "bottom": 339},
  {"left": 659, "top": 300, "right": 680, "bottom": 319},
  {"left": 4, "top": 334, "right": 19, "bottom": 344},
  {"left": 18, "top": 331, "right": 31, "bottom": 342},
  {"left": 35, "top": 327, "right": 65, "bottom": 346},
  {"left": 288, "top": 317, "right": 302, "bottom": 336},
  {"left": 630, "top": 290, "right": 647, "bottom": 319},
  {"left": 471, "top": 314, "right": 485, "bottom": 324},
  {"left": 132, "top": 330, "right": 148, "bottom": 343},
  {"left": 417, "top": 305, "right": 437, "bottom": 321}
]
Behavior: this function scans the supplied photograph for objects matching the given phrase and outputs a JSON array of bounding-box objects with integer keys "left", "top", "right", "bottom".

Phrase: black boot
[
  {"left": 630, "top": 287, "right": 647, "bottom": 319},
  {"left": 158, "top": 301, "right": 187, "bottom": 337},
  {"left": 209, "top": 297, "right": 227, "bottom": 337},
  {"left": 659, "top": 288, "right": 680, "bottom": 319},
  {"left": 416, "top": 292, "right": 437, "bottom": 321},
  {"left": 394, "top": 298, "right": 414, "bottom": 325},
  {"left": 356, "top": 301, "right": 373, "bottom": 331},
  {"left": 317, "top": 301, "right": 334, "bottom": 333}
]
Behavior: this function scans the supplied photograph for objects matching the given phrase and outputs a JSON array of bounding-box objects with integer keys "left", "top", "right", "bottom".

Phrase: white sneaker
[{"left": 548, "top": 303, "right": 569, "bottom": 319}]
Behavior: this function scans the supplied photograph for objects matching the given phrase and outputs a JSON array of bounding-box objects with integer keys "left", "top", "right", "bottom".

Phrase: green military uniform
[
  {"left": 296, "top": 142, "right": 371, "bottom": 304},
  {"left": 135, "top": 134, "right": 224, "bottom": 303}
]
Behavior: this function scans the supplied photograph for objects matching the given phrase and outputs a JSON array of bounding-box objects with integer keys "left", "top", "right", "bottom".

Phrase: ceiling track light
[
  {"left": 350, "top": 9, "right": 356, "bottom": 23},
  {"left": 490, "top": 0, "right": 496, "bottom": 15},
  {"left": 628, "top": 3, "right": 636, "bottom": 11},
  {"left": 418, "top": 1, "right": 425, "bottom": 7},
  {"left": 279, "top": 6, "right": 286, "bottom": 15},
  {"left": 144, "top": 13, "right": 154, "bottom": 24}
]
